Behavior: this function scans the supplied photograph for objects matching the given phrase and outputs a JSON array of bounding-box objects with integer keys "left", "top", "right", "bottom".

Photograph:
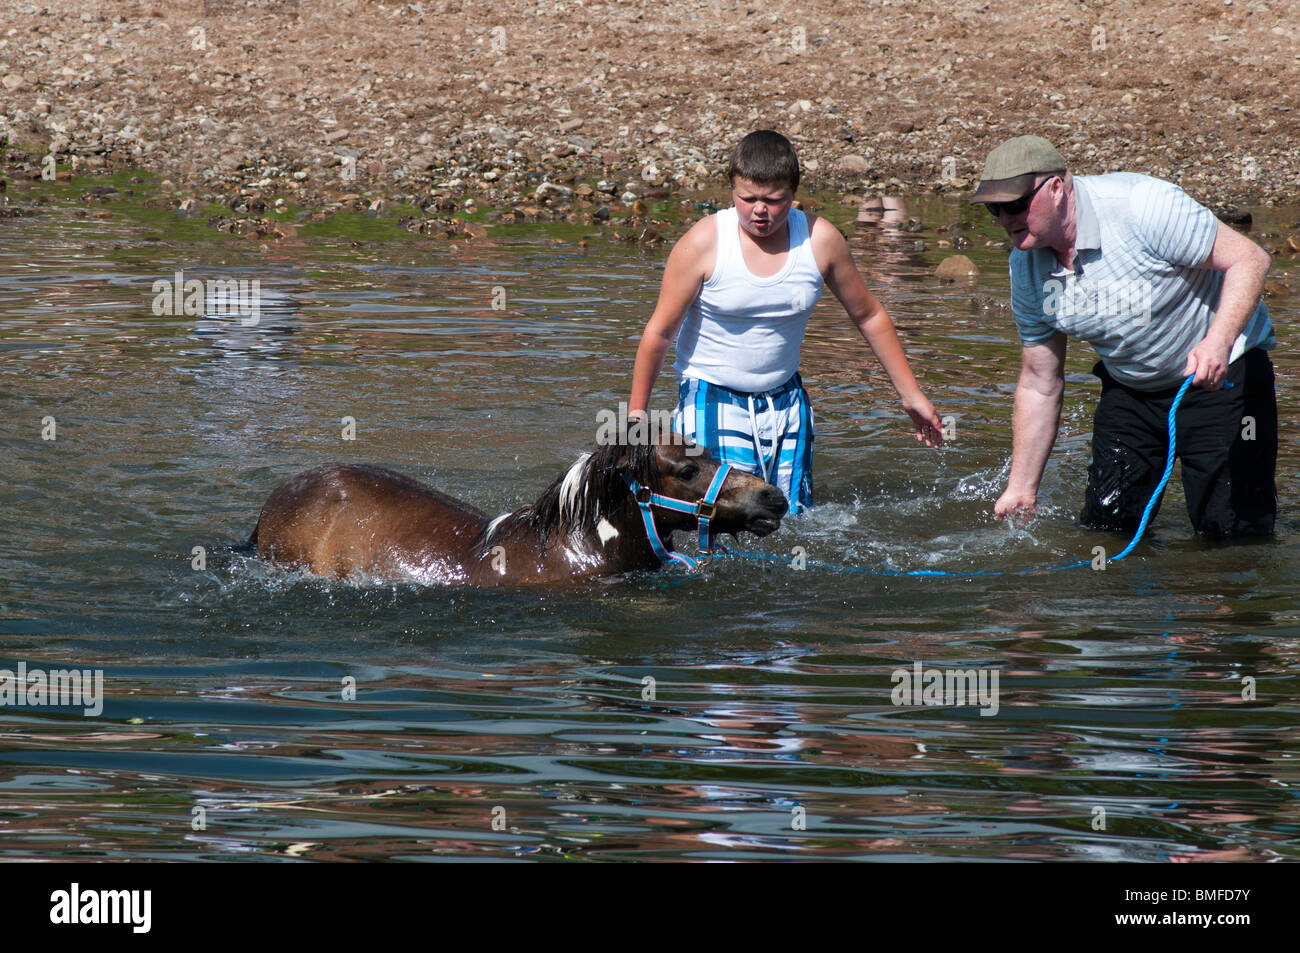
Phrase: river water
[{"left": 1, "top": 183, "right": 1297, "bottom": 861}]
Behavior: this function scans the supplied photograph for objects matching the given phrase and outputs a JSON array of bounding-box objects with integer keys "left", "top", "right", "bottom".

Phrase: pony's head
[
  {"left": 531, "top": 433, "right": 787, "bottom": 545},
  {"left": 630, "top": 436, "right": 788, "bottom": 540}
]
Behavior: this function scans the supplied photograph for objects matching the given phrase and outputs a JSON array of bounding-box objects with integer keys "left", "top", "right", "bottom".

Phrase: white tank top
[{"left": 673, "top": 207, "right": 825, "bottom": 393}]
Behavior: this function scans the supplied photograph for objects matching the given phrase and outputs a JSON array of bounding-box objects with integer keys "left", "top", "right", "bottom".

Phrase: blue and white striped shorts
[{"left": 673, "top": 373, "right": 814, "bottom": 512}]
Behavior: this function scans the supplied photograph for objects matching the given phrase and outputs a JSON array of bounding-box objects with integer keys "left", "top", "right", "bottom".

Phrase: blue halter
[{"left": 622, "top": 464, "right": 733, "bottom": 571}]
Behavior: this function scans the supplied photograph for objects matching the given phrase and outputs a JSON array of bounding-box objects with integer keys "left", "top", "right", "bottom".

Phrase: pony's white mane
[
  {"left": 482, "top": 451, "right": 622, "bottom": 548},
  {"left": 484, "top": 511, "right": 512, "bottom": 541},
  {"left": 558, "top": 451, "right": 602, "bottom": 525}
]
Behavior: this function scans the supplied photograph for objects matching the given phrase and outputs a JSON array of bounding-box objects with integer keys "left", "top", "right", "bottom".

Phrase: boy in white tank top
[{"left": 628, "top": 130, "right": 944, "bottom": 513}]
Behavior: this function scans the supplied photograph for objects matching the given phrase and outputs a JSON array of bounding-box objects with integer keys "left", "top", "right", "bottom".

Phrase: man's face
[
  {"left": 731, "top": 177, "right": 794, "bottom": 239},
  {"left": 990, "top": 176, "right": 1061, "bottom": 251}
]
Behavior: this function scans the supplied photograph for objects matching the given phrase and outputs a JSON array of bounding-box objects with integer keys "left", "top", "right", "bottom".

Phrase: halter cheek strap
[
  {"left": 622, "top": 464, "right": 733, "bottom": 571},
  {"left": 695, "top": 464, "right": 731, "bottom": 554}
]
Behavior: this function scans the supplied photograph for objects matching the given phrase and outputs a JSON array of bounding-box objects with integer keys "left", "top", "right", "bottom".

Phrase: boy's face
[{"left": 731, "top": 177, "right": 794, "bottom": 240}]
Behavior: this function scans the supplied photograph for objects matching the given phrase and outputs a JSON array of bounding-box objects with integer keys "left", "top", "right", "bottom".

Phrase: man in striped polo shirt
[{"left": 974, "top": 135, "right": 1276, "bottom": 538}]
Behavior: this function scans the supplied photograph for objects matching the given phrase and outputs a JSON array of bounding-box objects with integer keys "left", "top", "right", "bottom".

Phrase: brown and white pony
[{"left": 249, "top": 435, "right": 787, "bottom": 586}]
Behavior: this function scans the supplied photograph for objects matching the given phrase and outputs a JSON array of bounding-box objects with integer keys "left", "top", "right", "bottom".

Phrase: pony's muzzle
[{"left": 744, "top": 485, "right": 789, "bottom": 536}]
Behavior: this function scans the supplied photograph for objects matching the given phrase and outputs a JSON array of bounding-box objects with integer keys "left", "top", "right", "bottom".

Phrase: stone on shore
[{"left": 936, "top": 255, "right": 978, "bottom": 280}]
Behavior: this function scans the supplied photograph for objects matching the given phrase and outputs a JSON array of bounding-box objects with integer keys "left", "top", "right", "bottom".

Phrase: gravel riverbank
[{"left": 2, "top": 0, "right": 1298, "bottom": 232}]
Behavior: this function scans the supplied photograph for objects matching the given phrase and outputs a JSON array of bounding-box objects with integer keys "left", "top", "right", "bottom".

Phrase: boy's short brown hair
[{"left": 727, "top": 130, "right": 800, "bottom": 192}]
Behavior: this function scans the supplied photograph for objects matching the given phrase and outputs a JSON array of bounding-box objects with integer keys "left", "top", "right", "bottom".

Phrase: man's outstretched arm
[{"left": 995, "top": 332, "right": 1067, "bottom": 520}]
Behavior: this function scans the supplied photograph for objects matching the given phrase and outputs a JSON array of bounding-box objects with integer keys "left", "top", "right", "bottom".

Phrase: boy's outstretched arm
[
  {"left": 813, "top": 217, "right": 944, "bottom": 447},
  {"left": 628, "top": 219, "right": 713, "bottom": 419}
]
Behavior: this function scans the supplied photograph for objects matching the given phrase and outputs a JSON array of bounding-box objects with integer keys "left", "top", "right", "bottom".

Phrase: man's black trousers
[{"left": 1080, "top": 348, "right": 1277, "bottom": 538}]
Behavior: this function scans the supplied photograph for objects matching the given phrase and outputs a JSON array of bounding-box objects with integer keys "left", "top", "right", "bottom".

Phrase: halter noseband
[{"left": 621, "top": 464, "right": 733, "bottom": 571}]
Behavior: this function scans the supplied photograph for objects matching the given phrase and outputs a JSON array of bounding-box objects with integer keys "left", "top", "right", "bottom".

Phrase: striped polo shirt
[{"left": 1009, "top": 172, "right": 1273, "bottom": 390}]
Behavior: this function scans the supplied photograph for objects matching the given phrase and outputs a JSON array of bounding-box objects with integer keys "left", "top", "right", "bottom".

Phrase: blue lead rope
[
  {"left": 1107, "top": 375, "right": 1195, "bottom": 562},
  {"left": 718, "top": 375, "right": 1200, "bottom": 579}
]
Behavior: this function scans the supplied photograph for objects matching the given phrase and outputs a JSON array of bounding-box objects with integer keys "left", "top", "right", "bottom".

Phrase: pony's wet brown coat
[{"left": 251, "top": 437, "right": 787, "bottom": 585}]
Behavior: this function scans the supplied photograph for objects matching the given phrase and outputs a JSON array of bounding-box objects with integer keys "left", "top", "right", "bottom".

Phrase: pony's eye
[{"left": 678, "top": 464, "right": 699, "bottom": 480}]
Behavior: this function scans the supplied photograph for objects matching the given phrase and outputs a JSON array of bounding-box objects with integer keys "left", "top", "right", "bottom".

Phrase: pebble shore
[{"left": 2, "top": 0, "right": 1298, "bottom": 233}]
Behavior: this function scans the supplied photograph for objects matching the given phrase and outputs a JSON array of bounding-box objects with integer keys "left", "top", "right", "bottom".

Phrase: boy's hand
[{"left": 903, "top": 395, "right": 944, "bottom": 448}]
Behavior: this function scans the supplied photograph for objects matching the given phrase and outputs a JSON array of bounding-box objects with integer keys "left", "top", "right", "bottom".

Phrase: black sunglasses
[{"left": 984, "top": 177, "right": 1054, "bottom": 218}]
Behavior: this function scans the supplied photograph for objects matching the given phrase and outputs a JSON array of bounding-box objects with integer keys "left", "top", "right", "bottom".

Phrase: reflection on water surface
[{"left": 1, "top": 191, "right": 1297, "bottom": 861}]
